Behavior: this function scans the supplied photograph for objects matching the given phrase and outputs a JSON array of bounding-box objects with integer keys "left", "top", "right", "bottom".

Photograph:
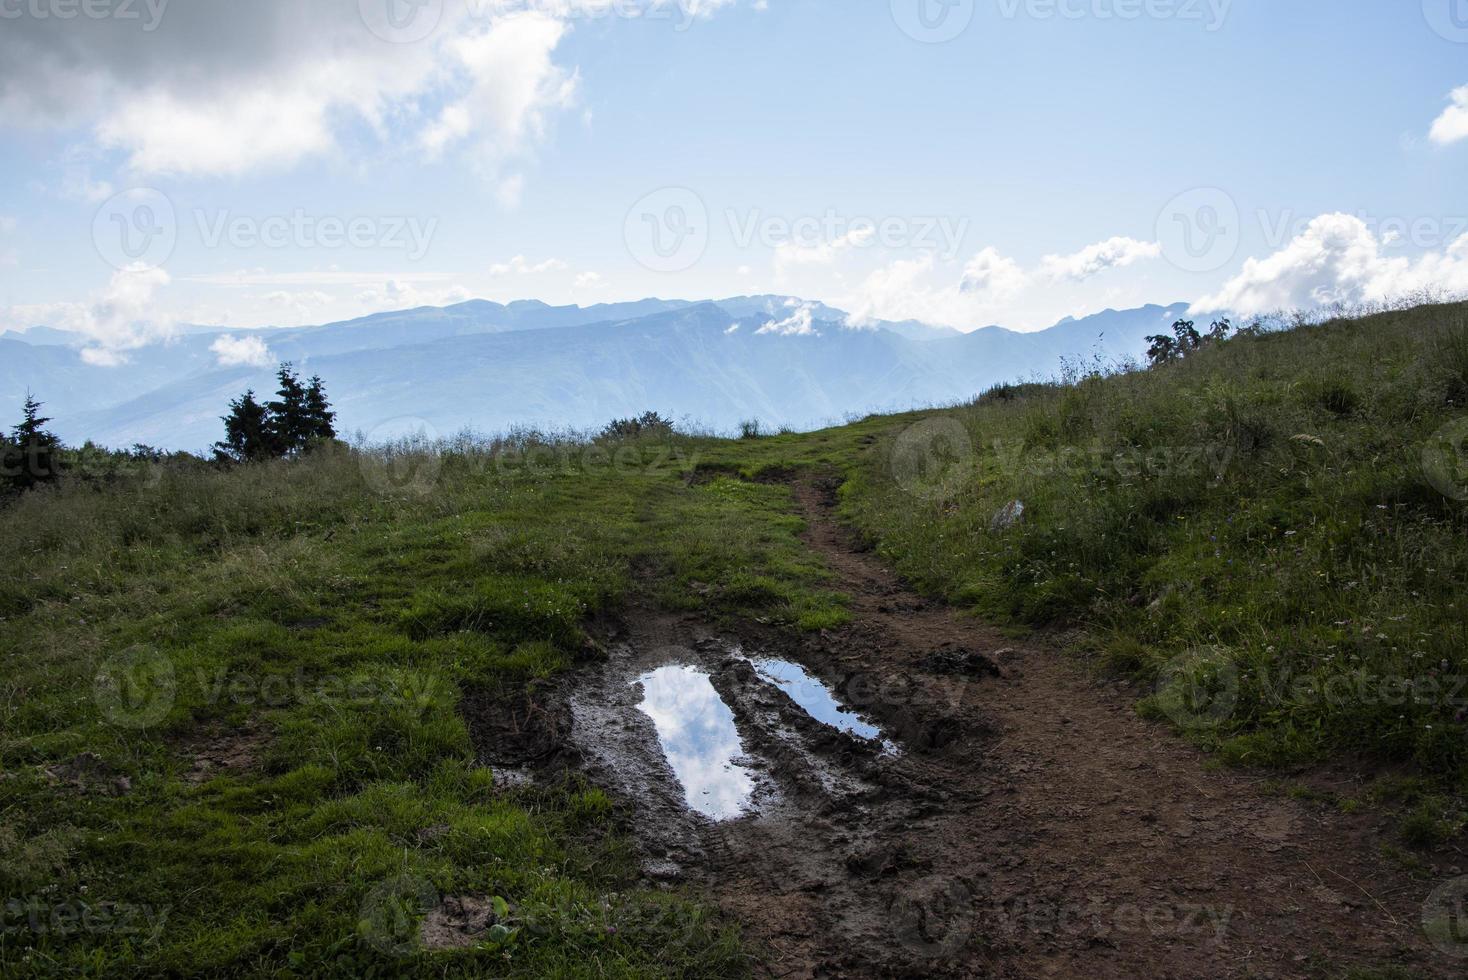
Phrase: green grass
[
  {"left": 6, "top": 300, "right": 1468, "bottom": 974},
  {"left": 0, "top": 438, "right": 845, "bottom": 977},
  {"left": 839, "top": 301, "right": 1468, "bottom": 799}
]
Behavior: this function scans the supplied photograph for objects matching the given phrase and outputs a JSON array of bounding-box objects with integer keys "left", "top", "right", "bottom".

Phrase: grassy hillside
[
  {"left": 0, "top": 437, "right": 852, "bottom": 977},
  {"left": 840, "top": 301, "right": 1468, "bottom": 828},
  {"left": 3, "top": 300, "right": 1467, "bottom": 974}
]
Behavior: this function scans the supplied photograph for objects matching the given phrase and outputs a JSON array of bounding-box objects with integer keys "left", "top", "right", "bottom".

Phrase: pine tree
[
  {"left": 266, "top": 364, "right": 311, "bottom": 456},
  {"left": 302, "top": 375, "right": 337, "bottom": 442},
  {"left": 213, "top": 367, "right": 337, "bottom": 464},
  {"left": 213, "top": 390, "right": 274, "bottom": 463},
  {"left": 5, "top": 393, "right": 61, "bottom": 492}
]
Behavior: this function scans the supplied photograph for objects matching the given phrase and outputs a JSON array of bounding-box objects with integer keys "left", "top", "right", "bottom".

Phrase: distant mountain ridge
[{"left": 5, "top": 297, "right": 1193, "bottom": 451}]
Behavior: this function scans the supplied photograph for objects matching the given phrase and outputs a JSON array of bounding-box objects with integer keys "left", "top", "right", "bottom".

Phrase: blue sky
[{"left": 1, "top": 0, "right": 1466, "bottom": 365}]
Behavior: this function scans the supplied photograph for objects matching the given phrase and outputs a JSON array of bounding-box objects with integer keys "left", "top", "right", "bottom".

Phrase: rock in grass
[{"left": 990, "top": 500, "right": 1025, "bottom": 532}]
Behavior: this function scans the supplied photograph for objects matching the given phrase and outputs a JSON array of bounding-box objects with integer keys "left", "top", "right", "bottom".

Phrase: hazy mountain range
[{"left": 3, "top": 297, "right": 1194, "bottom": 452}]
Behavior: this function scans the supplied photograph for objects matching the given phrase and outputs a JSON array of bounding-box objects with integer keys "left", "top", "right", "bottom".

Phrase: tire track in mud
[{"left": 466, "top": 476, "right": 1464, "bottom": 978}]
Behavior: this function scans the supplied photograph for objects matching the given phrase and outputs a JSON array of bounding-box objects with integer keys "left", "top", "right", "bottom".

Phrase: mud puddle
[
  {"left": 633, "top": 664, "right": 756, "bottom": 820},
  {"left": 745, "top": 653, "right": 895, "bottom": 752},
  {"left": 458, "top": 479, "right": 1468, "bottom": 978}
]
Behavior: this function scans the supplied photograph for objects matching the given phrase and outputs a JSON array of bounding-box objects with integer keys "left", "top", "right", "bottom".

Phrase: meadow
[{"left": 3, "top": 300, "right": 1467, "bottom": 974}]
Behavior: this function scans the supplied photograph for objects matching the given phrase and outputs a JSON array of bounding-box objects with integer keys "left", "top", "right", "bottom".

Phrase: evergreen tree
[
  {"left": 302, "top": 375, "right": 337, "bottom": 442},
  {"left": 266, "top": 364, "right": 312, "bottom": 455},
  {"left": 213, "top": 390, "right": 275, "bottom": 463},
  {"left": 5, "top": 393, "right": 61, "bottom": 492},
  {"left": 213, "top": 366, "right": 337, "bottom": 464}
]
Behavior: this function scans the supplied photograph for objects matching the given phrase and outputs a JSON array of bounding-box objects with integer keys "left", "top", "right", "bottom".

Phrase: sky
[{"left": 1, "top": 0, "right": 1467, "bottom": 367}]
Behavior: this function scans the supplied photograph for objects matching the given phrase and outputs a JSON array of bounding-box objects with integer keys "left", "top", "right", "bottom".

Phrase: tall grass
[{"left": 844, "top": 301, "right": 1468, "bottom": 790}]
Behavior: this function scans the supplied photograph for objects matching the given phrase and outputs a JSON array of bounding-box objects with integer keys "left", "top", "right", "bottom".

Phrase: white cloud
[
  {"left": 355, "top": 279, "right": 473, "bottom": 313},
  {"left": 490, "top": 254, "right": 570, "bottom": 276},
  {"left": 210, "top": 334, "right": 275, "bottom": 368},
  {"left": 80, "top": 345, "right": 131, "bottom": 367},
  {"left": 958, "top": 247, "right": 1029, "bottom": 301},
  {"left": 260, "top": 289, "right": 335, "bottom": 323},
  {"left": 421, "top": 13, "right": 579, "bottom": 172},
  {"left": 1039, "top": 236, "right": 1161, "bottom": 281},
  {"left": 0, "top": 2, "right": 450, "bottom": 177},
  {"left": 184, "top": 270, "right": 457, "bottom": 288},
  {"left": 98, "top": 84, "right": 341, "bottom": 177},
  {"left": 4, "top": 264, "right": 176, "bottom": 365},
  {"left": 847, "top": 233, "right": 1161, "bottom": 332},
  {"left": 0, "top": 2, "right": 664, "bottom": 182},
  {"left": 1191, "top": 213, "right": 1468, "bottom": 316},
  {"left": 265, "top": 289, "right": 332, "bottom": 307},
  {"left": 574, "top": 271, "right": 605, "bottom": 288},
  {"left": 1430, "top": 86, "right": 1468, "bottom": 147},
  {"left": 773, "top": 226, "right": 875, "bottom": 280},
  {"left": 756, "top": 303, "right": 818, "bottom": 336}
]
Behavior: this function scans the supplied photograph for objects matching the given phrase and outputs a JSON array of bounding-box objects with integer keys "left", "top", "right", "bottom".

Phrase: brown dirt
[
  {"left": 178, "top": 724, "right": 270, "bottom": 785},
  {"left": 719, "top": 476, "right": 1459, "bottom": 978},
  {"left": 462, "top": 475, "right": 1465, "bottom": 978}
]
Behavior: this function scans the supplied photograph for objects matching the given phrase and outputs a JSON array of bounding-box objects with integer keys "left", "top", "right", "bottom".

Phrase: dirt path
[
  {"left": 741, "top": 476, "right": 1458, "bottom": 978},
  {"left": 471, "top": 476, "right": 1462, "bottom": 977}
]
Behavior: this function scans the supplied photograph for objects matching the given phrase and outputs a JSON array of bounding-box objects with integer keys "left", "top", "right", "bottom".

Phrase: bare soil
[{"left": 466, "top": 476, "right": 1466, "bottom": 978}]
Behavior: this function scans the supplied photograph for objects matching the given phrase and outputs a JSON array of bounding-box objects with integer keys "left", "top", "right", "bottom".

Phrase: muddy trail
[{"left": 469, "top": 477, "right": 1463, "bottom": 978}]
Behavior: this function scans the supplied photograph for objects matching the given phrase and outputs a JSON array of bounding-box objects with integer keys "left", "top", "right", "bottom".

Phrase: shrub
[{"left": 601, "top": 411, "right": 675, "bottom": 440}]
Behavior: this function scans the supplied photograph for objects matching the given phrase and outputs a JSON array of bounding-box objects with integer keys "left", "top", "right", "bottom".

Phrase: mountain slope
[{"left": 14, "top": 297, "right": 1195, "bottom": 450}]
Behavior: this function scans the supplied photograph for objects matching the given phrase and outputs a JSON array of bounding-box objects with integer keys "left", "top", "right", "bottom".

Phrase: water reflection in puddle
[
  {"left": 633, "top": 665, "right": 755, "bottom": 821},
  {"left": 751, "top": 657, "right": 892, "bottom": 748}
]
